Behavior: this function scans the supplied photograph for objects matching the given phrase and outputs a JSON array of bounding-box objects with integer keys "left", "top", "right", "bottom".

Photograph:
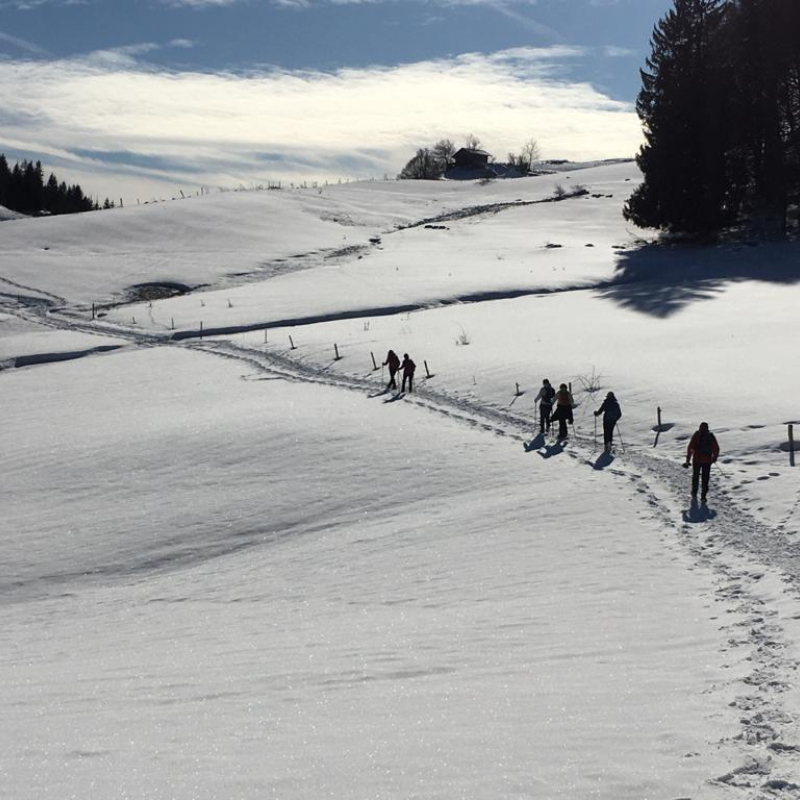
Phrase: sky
[{"left": 0, "top": 0, "right": 673, "bottom": 203}]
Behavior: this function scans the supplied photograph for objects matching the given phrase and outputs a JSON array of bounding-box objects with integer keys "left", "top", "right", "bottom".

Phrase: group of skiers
[
  {"left": 382, "top": 350, "right": 416, "bottom": 393},
  {"left": 377, "top": 358, "right": 720, "bottom": 504},
  {"left": 532, "top": 377, "right": 720, "bottom": 504}
]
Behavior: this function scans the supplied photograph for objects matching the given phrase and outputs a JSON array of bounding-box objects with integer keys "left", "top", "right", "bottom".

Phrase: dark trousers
[
  {"left": 554, "top": 408, "right": 572, "bottom": 439},
  {"left": 603, "top": 420, "right": 615, "bottom": 448},
  {"left": 692, "top": 462, "right": 711, "bottom": 498},
  {"left": 402, "top": 372, "right": 414, "bottom": 393},
  {"left": 539, "top": 404, "right": 552, "bottom": 433},
  {"left": 387, "top": 369, "right": 397, "bottom": 389}
]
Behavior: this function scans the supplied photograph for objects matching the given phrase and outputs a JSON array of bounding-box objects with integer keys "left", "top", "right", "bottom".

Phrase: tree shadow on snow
[
  {"left": 682, "top": 501, "right": 717, "bottom": 524},
  {"left": 599, "top": 240, "right": 800, "bottom": 318}
]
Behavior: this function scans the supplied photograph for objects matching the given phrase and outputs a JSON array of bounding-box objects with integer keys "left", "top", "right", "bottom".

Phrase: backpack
[
  {"left": 543, "top": 385, "right": 556, "bottom": 404},
  {"left": 697, "top": 432, "right": 714, "bottom": 456}
]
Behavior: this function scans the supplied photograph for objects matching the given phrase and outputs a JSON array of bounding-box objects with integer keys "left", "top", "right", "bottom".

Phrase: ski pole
[
  {"left": 615, "top": 422, "right": 626, "bottom": 454},
  {"left": 593, "top": 415, "right": 598, "bottom": 451}
]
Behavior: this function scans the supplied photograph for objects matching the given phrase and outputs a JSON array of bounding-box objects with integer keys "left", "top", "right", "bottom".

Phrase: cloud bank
[{"left": 0, "top": 45, "right": 642, "bottom": 200}]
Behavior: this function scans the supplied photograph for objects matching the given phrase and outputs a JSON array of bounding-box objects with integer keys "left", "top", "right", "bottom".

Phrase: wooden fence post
[
  {"left": 371, "top": 351, "right": 378, "bottom": 370},
  {"left": 657, "top": 406, "right": 662, "bottom": 429},
  {"left": 289, "top": 335, "right": 296, "bottom": 350},
  {"left": 516, "top": 382, "right": 521, "bottom": 396},
  {"left": 790, "top": 424, "right": 796, "bottom": 468},
  {"left": 334, "top": 343, "right": 341, "bottom": 360},
  {"left": 264, "top": 330, "right": 268, "bottom": 344},
  {"left": 200, "top": 321, "right": 203, "bottom": 339},
  {"left": 424, "top": 360, "right": 432, "bottom": 379},
  {"left": 171, "top": 317, "right": 174, "bottom": 330}
]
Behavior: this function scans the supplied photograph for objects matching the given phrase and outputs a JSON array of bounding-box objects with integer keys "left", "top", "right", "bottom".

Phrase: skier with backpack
[
  {"left": 550, "top": 383, "right": 575, "bottom": 440},
  {"left": 533, "top": 378, "right": 556, "bottom": 434},
  {"left": 593, "top": 391, "right": 622, "bottom": 452},
  {"left": 683, "top": 422, "right": 720, "bottom": 503},
  {"left": 382, "top": 349, "right": 400, "bottom": 390}
]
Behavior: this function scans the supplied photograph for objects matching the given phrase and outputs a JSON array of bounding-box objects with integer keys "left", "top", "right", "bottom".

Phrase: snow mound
[{"left": 0, "top": 204, "right": 26, "bottom": 221}]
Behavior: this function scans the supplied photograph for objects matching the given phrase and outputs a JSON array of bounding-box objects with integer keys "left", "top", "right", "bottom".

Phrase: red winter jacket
[{"left": 686, "top": 431, "right": 719, "bottom": 465}]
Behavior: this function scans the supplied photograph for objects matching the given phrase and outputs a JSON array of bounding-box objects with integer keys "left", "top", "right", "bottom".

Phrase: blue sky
[{"left": 0, "top": 0, "right": 672, "bottom": 202}]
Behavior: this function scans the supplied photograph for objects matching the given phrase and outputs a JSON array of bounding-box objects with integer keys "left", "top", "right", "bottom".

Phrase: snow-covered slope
[
  {"left": 3, "top": 161, "right": 800, "bottom": 799},
  {"left": 0, "top": 204, "right": 26, "bottom": 222}
]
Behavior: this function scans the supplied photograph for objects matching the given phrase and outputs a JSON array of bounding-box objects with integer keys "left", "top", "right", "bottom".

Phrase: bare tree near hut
[
  {"left": 398, "top": 148, "right": 444, "bottom": 180},
  {"left": 432, "top": 139, "right": 456, "bottom": 171},
  {"left": 464, "top": 133, "right": 482, "bottom": 151}
]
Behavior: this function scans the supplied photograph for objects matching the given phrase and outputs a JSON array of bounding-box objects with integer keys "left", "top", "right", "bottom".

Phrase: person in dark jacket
[
  {"left": 550, "top": 383, "right": 574, "bottom": 440},
  {"left": 594, "top": 391, "right": 622, "bottom": 452},
  {"left": 400, "top": 353, "right": 416, "bottom": 393},
  {"left": 383, "top": 349, "right": 400, "bottom": 390},
  {"left": 684, "top": 422, "right": 720, "bottom": 503},
  {"left": 533, "top": 378, "right": 556, "bottom": 434}
]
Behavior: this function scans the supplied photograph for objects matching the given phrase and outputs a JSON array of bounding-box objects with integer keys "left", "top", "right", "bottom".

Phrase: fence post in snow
[
  {"left": 371, "top": 352, "right": 378, "bottom": 371},
  {"left": 790, "top": 424, "right": 796, "bottom": 468},
  {"left": 264, "top": 330, "right": 268, "bottom": 344},
  {"left": 92, "top": 303, "right": 96, "bottom": 320},
  {"left": 657, "top": 406, "right": 662, "bottom": 430},
  {"left": 171, "top": 317, "right": 174, "bottom": 330},
  {"left": 515, "top": 382, "right": 521, "bottom": 397},
  {"left": 334, "top": 343, "right": 341, "bottom": 360},
  {"left": 200, "top": 321, "right": 203, "bottom": 339},
  {"left": 289, "top": 335, "right": 296, "bottom": 350},
  {"left": 425, "top": 360, "right": 432, "bottom": 379}
]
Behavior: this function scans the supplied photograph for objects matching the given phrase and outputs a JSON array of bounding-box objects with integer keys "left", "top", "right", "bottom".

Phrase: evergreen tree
[
  {"left": 0, "top": 154, "right": 9, "bottom": 208},
  {"left": 727, "top": 0, "right": 800, "bottom": 236},
  {"left": 624, "top": 0, "right": 733, "bottom": 235},
  {"left": 0, "top": 154, "right": 97, "bottom": 216}
]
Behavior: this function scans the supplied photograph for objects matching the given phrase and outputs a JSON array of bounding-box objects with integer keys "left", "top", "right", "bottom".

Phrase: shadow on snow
[
  {"left": 599, "top": 240, "right": 800, "bottom": 318},
  {"left": 682, "top": 500, "right": 718, "bottom": 524}
]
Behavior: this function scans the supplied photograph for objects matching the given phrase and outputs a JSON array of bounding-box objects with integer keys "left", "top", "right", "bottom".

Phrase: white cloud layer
[{"left": 0, "top": 46, "right": 642, "bottom": 201}]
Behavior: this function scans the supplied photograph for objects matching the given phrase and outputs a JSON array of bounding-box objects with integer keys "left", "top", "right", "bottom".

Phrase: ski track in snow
[{"left": 5, "top": 303, "right": 800, "bottom": 795}]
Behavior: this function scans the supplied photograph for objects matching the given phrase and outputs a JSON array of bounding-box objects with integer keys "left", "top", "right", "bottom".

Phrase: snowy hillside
[{"left": 3, "top": 161, "right": 800, "bottom": 799}]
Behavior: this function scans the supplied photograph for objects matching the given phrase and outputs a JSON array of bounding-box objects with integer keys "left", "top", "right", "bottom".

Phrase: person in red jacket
[{"left": 684, "top": 422, "right": 720, "bottom": 503}]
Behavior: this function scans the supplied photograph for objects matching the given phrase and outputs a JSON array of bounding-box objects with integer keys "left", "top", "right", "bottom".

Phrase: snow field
[
  {"left": 1, "top": 346, "right": 743, "bottom": 799},
  {"left": 4, "top": 159, "right": 800, "bottom": 797},
  {"left": 0, "top": 165, "right": 608, "bottom": 308},
  {"left": 225, "top": 274, "right": 800, "bottom": 534}
]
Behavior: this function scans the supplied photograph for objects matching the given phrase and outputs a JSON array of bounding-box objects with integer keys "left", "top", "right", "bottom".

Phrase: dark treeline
[
  {"left": 0, "top": 155, "right": 114, "bottom": 216},
  {"left": 625, "top": 0, "right": 800, "bottom": 238}
]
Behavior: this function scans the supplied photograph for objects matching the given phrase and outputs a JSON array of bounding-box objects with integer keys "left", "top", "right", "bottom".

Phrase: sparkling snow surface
[{"left": 3, "top": 163, "right": 800, "bottom": 798}]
